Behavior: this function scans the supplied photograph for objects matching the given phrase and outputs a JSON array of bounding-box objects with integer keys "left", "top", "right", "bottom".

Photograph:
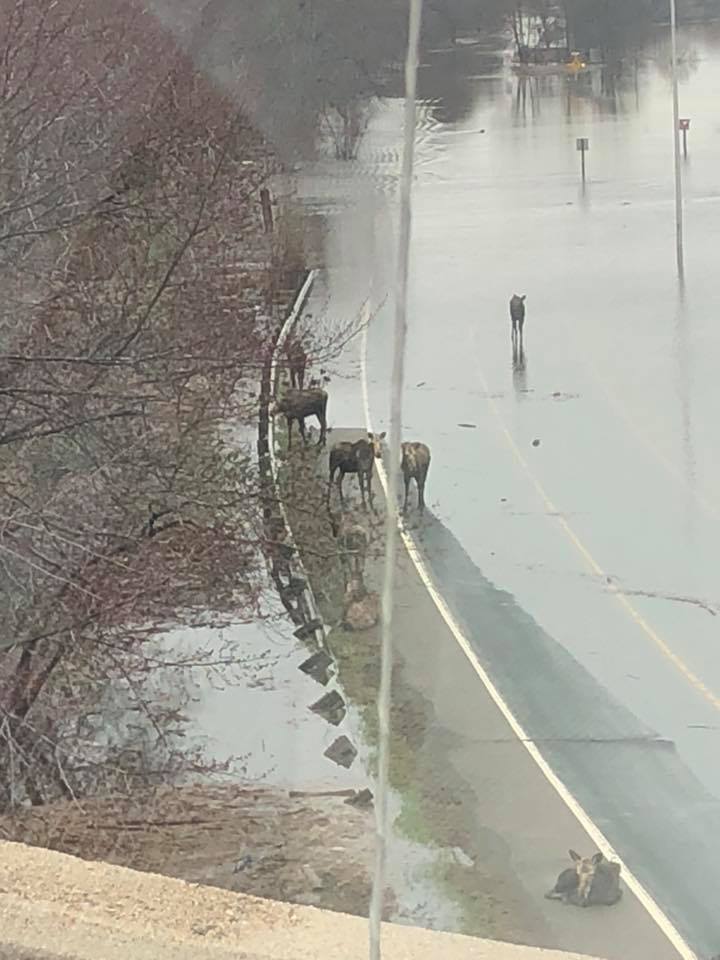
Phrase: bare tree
[{"left": 0, "top": 0, "right": 300, "bottom": 811}]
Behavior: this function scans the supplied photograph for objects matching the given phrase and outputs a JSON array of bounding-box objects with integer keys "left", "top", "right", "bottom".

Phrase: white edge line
[{"left": 359, "top": 310, "right": 698, "bottom": 960}]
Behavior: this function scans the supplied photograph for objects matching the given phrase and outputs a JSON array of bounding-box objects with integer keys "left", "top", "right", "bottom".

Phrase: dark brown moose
[
  {"left": 328, "top": 432, "right": 385, "bottom": 510},
  {"left": 271, "top": 387, "right": 327, "bottom": 449}
]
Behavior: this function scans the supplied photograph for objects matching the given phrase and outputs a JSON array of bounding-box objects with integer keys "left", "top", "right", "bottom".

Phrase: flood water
[{"left": 298, "top": 22, "right": 720, "bottom": 958}]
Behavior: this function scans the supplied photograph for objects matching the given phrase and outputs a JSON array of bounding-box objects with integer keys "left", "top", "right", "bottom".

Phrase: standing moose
[
  {"left": 509, "top": 293, "right": 526, "bottom": 345},
  {"left": 328, "top": 432, "right": 385, "bottom": 511},
  {"left": 401, "top": 442, "right": 431, "bottom": 515},
  {"left": 271, "top": 387, "right": 328, "bottom": 449}
]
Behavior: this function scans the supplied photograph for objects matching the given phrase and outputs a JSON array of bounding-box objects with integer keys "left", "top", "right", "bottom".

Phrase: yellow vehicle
[{"left": 566, "top": 51, "right": 588, "bottom": 74}]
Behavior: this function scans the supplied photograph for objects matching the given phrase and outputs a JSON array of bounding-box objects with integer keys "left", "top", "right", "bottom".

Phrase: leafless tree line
[{"left": 0, "top": 0, "right": 308, "bottom": 814}]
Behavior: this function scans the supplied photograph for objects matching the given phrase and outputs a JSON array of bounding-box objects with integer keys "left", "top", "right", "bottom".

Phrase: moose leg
[
  {"left": 417, "top": 477, "right": 426, "bottom": 514},
  {"left": 298, "top": 416, "right": 308, "bottom": 445},
  {"left": 367, "top": 472, "right": 375, "bottom": 512},
  {"left": 403, "top": 475, "right": 410, "bottom": 514},
  {"left": 358, "top": 471, "right": 366, "bottom": 510},
  {"left": 337, "top": 470, "right": 345, "bottom": 504},
  {"left": 317, "top": 413, "right": 326, "bottom": 447},
  {"left": 286, "top": 417, "right": 294, "bottom": 450}
]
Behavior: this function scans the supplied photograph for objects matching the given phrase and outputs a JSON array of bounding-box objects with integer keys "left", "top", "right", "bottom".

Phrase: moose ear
[
  {"left": 569, "top": 849, "right": 581, "bottom": 862},
  {"left": 592, "top": 852, "right": 604, "bottom": 865},
  {"left": 521, "top": 294, "right": 527, "bottom": 301},
  {"left": 379, "top": 431, "right": 387, "bottom": 440},
  {"left": 367, "top": 432, "right": 374, "bottom": 439}
]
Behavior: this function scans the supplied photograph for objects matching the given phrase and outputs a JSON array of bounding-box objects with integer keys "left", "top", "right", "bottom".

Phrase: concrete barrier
[{"left": 0, "top": 840, "right": 607, "bottom": 960}]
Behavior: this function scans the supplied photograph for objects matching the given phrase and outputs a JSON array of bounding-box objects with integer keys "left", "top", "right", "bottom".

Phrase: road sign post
[
  {"left": 679, "top": 118, "right": 690, "bottom": 158},
  {"left": 670, "top": 0, "right": 684, "bottom": 282},
  {"left": 576, "top": 137, "right": 589, "bottom": 183}
]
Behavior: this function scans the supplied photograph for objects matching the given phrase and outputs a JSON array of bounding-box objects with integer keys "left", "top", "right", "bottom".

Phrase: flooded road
[{"left": 300, "top": 23, "right": 720, "bottom": 959}]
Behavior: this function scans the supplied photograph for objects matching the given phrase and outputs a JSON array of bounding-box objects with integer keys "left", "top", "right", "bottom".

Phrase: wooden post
[
  {"left": 576, "top": 137, "right": 589, "bottom": 184},
  {"left": 260, "top": 187, "right": 274, "bottom": 234}
]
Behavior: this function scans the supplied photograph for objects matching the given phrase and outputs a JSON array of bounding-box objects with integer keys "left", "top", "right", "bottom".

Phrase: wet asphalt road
[{"left": 298, "top": 23, "right": 720, "bottom": 959}]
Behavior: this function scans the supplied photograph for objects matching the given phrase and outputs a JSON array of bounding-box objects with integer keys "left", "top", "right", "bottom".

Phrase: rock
[
  {"left": 309, "top": 690, "right": 346, "bottom": 726},
  {"left": 294, "top": 618, "right": 323, "bottom": 640},
  {"left": 301, "top": 864, "right": 324, "bottom": 890},
  {"left": 451, "top": 846, "right": 474, "bottom": 868},
  {"left": 299, "top": 650, "right": 334, "bottom": 685},
  {"left": 324, "top": 735, "right": 357, "bottom": 769},
  {"left": 284, "top": 576, "right": 307, "bottom": 597},
  {"left": 343, "top": 591, "right": 380, "bottom": 631},
  {"left": 345, "top": 788, "right": 374, "bottom": 809}
]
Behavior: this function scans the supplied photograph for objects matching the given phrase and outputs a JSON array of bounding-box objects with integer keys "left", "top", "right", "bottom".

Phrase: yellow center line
[
  {"left": 480, "top": 373, "right": 720, "bottom": 714},
  {"left": 558, "top": 315, "right": 720, "bottom": 522}
]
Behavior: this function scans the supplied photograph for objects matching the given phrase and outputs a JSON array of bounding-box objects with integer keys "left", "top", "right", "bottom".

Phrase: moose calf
[{"left": 545, "top": 850, "right": 622, "bottom": 907}]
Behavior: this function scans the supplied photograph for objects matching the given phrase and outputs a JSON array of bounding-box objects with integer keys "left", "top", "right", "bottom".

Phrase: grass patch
[{"left": 272, "top": 424, "right": 535, "bottom": 941}]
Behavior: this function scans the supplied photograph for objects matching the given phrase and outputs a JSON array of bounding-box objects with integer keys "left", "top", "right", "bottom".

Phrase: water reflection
[
  {"left": 673, "top": 287, "right": 697, "bottom": 543},
  {"left": 513, "top": 75, "right": 541, "bottom": 123},
  {"left": 414, "top": 41, "right": 505, "bottom": 125},
  {"left": 511, "top": 340, "right": 528, "bottom": 398}
]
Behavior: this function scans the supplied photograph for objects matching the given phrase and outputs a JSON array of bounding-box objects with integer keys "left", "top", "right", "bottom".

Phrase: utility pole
[{"left": 670, "top": 0, "right": 684, "bottom": 283}]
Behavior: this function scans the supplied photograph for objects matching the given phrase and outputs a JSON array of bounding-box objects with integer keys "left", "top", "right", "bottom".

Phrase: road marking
[
  {"left": 360, "top": 312, "right": 699, "bottom": 960},
  {"left": 474, "top": 366, "right": 720, "bottom": 715},
  {"left": 556, "top": 316, "right": 720, "bottom": 522}
]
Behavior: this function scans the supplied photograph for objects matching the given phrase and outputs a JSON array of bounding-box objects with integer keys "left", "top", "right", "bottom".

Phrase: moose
[
  {"left": 545, "top": 850, "right": 622, "bottom": 907},
  {"left": 509, "top": 293, "right": 526, "bottom": 344},
  {"left": 329, "top": 510, "right": 368, "bottom": 582},
  {"left": 401, "top": 442, "right": 431, "bottom": 515},
  {"left": 271, "top": 387, "right": 327, "bottom": 449},
  {"left": 284, "top": 337, "right": 307, "bottom": 390},
  {"left": 328, "top": 432, "right": 385, "bottom": 510}
]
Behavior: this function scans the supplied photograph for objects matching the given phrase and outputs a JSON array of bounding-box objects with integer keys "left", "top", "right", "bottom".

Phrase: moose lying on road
[
  {"left": 271, "top": 387, "right": 327, "bottom": 449},
  {"left": 545, "top": 850, "right": 622, "bottom": 907},
  {"left": 328, "top": 432, "right": 385, "bottom": 510},
  {"left": 401, "top": 441, "right": 430, "bottom": 515}
]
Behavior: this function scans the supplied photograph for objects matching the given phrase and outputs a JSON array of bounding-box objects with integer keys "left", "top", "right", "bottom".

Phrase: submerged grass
[{"left": 272, "top": 430, "right": 522, "bottom": 938}]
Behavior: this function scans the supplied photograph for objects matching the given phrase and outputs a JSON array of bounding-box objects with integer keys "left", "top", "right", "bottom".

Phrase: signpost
[
  {"left": 679, "top": 117, "right": 690, "bottom": 158},
  {"left": 670, "top": 0, "right": 684, "bottom": 282},
  {"left": 576, "top": 137, "right": 589, "bottom": 183}
]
